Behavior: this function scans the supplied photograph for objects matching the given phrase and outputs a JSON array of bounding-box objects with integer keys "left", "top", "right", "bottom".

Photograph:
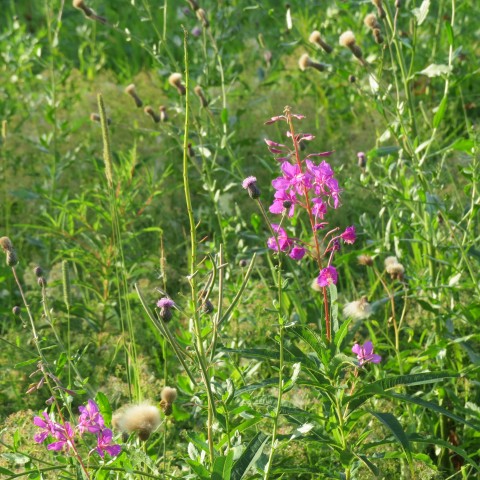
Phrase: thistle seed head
[
  {"left": 358, "top": 254, "right": 374, "bottom": 266},
  {"left": 343, "top": 296, "right": 373, "bottom": 320},
  {"left": 309, "top": 30, "right": 333, "bottom": 54},
  {"left": 339, "top": 31, "right": 356, "bottom": 48},
  {"left": 113, "top": 403, "right": 161, "bottom": 441},
  {"left": 168, "top": 73, "right": 186, "bottom": 95},
  {"left": 125, "top": 84, "right": 143, "bottom": 108},
  {"left": 160, "top": 386, "right": 177, "bottom": 404},
  {"left": 144, "top": 106, "right": 160, "bottom": 123},
  {"left": 298, "top": 54, "right": 327, "bottom": 72},
  {"left": 364, "top": 13, "right": 379, "bottom": 30},
  {"left": 194, "top": 85, "right": 209, "bottom": 107}
]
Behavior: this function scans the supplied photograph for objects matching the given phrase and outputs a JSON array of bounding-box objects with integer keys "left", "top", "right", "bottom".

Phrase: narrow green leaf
[
  {"left": 433, "top": 96, "right": 448, "bottom": 128},
  {"left": 221, "top": 108, "right": 229, "bottom": 125},
  {"left": 14, "top": 358, "right": 39, "bottom": 368},
  {"left": 334, "top": 317, "right": 353, "bottom": 351},
  {"left": 369, "top": 411, "right": 412, "bottom": 464},
  {"left": 445, "top": 21, "right": 454, "bottom": 45},
  {"left": 231, "top": 432, "right": 269, "bottom": 480},
  {"left": 95, "top": 391, "right": 112, "bottom": 425},
  {"left": 212, "top": 451, "right": 235, "bottom": 480},
  {"left": 186, "top": 459, "right": 211, "bottom": 479}
]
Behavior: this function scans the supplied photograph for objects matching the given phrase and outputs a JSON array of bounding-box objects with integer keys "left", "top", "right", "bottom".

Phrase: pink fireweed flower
[
  {"left": 78, "top": 399, "right": 105, "bottom": 434},
  {"left": 289, "top": 245, "right": 306, "bottom": 260},
  {"left": 269, "top": 189, "right": 297, "bottom": 217},
  {"left": 311, "top": 197, "right": 327, "bottom": 220},
  {"left": 33, "top": 412, "right": 59, "bottom": 444},
  {"left": 272, "top": 161, "right": 312, "bottom": 195},
  {"left": 47, "top": 422, "right": 75, "bottom": 452},
  {"left": 94, "top": 428, "right": 121, "bottom": 458},
  {"left": 340, "top": 226, "right": 356, "bottom": 244},
  {"left": 267, "top": 224, "right": 293, "bottom": 252},
  {"left": 317, "top": 266, "right": 338, "bottom": 287},
  {"left": 352, "top": 341, "right": 382, "bottom": 366}
]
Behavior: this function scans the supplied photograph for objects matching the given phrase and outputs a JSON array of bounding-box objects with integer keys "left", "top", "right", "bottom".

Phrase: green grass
[{"left": 0, "top": 0, "right": 479, "bottom": 478}]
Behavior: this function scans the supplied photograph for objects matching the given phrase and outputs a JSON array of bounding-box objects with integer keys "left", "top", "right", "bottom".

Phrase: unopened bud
[
  {"left": 12, "top": 306, "right": 21, "bottom": 316},
  {"left": 348, "top": 75, "right": 356, "bottom": 83},
  {"left": 373, "top": 28, "right": 384, "bottom": 44},
  {"left": 357, "top": 151, "right": 366, "bottom": 168},
  {"left": 125, "top": 84, "right": 143, "bottom": 108},
  {"left": 38, "top": 277, "right": 47, "bottom": 287},
  {"left": 202, "top": 299, "right": 214, "bottom": 314},
  {"left": 239, "top": 259, "right": 248, "bottom": 268},
  {"left": 144, "top": 106, "right": 160, "bottom": 123},
  {"left": 34, "top": 266, "right": 43, "bottom": 277},
  {"left": 6, "top": 250, "right": 18, "bottom": 266},
  {"left": 168, "top": 73, "right": 186, "bottom": 95}
]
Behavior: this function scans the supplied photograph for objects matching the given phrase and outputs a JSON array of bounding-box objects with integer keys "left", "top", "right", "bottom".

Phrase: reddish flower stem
[{"left": 284, "top": 107, "right": 331, "bottom": 341}]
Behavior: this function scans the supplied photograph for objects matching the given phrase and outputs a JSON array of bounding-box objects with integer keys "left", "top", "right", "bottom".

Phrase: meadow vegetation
[{"left": 0, "top": 0, "right": 479, "bottom": 478}]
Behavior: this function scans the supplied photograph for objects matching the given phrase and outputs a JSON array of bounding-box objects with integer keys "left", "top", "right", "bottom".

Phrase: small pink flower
[
  {"left": 317, "top": 266, "right": 338, "bottom": 287},
  {"left": 340, "top": 226, "right": 356, "bottom": 244},
  {"left": 352, "top": 341, "right": 382, "bottom": 366},
  {"left": 94, "top": 428, "right": 121, "bottom": 458},
  {"left": 267, "top": 224, "right": 293, "bottom": 252},
  {"left": 289, "top": 245, "right": 306, "bottom": 260},
  {"left": 78, "top": 399, "right": 105, "bottom": 434}
]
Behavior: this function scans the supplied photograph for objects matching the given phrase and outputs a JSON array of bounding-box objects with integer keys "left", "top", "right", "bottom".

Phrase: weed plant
[{"left": 0, "top": 1, "right": 479, "bottom": 479}]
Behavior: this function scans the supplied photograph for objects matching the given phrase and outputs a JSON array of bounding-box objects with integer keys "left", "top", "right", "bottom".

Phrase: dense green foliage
[{"left": 1, "top": 0, "right": 479, "bottom": 478}]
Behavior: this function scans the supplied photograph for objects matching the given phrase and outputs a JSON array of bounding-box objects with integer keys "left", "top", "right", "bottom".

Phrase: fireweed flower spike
[
  {"left": 352, "top": 341, "right": 382, "bottom": 366},
  {"left": 78, "top": 399, "right": 105, "bottom": 434}
]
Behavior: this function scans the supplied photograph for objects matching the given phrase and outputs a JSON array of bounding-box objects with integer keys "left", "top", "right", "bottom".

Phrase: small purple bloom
[
  {"left": 267, "top": 224, "right": 293, "bottom": 252},
  {"left": 242, "top": 176, "right": 261, "bottom": 199},
  {"left": 269, "top": 189, "right": 297, "bottom": 217},
  {"left": 78, "top": 399, "right": 105, "bottom": 434},
  {"left": 33, "top": 412, "right": 58, "bottom": 444},
  {"left": 317, "top": 266, "right": 338, "bottom": 287},
  {"left": 94, "top": 428, "right": 121, "bottom": 458},
  {"left": 289, "top": 245, "right": 306, "bottom": 260},
  {"left": 242, "top": 176, "right": 257, "bottom": 189},
  {"left": 352, "top": 341, "right": 382, "bottom": 366},
  {"left": 191, "top": 26, "right": 202, "bottom": 37},
  {"left": 47, "top": 422, "right": 75, "bottom": 452},
  {"left": 341, "top": 226, "right": 356, "bottom": 244},
  {"left": 157, "top": 298, "right": 175, "bottom": 309}
]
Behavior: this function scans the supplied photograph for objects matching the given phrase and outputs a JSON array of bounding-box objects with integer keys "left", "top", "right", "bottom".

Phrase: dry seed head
[
  {"left": 124, "top": 84, "right": 143, "bottom": 108},
  {"left": 196, "top": 8, "right": 209, "bottom": 28},
  {"left": 343, "top": 296, "right": 373, "bottom": 320},
  {"left": 6, "top": 249, "right": 18, "bottom": 266},
  {"left": 159, "top": 105, "right": 168, "bottom": 122},
  {"left": 386, "top": 262, "right": 405, "bottom": 280},
  {"left": 0, "top": 236, "right": 14, "bottom": 252},
  {"left": 311, "top": 277, "right": 322, "bottom": 292},
  {"left": 194, "top": 85, "right": 209, "bottom": 107},
  {"left": 298, "top": 54, "right": 327, "bottom": 72},
  {"left": 372, "top": 0, "right": 386, "bottom": 18},
  {"left": 384, "top": 256, "right": 399, "bottom": 267},
  {"left": 186, "top": 0, "right": 200, "bottom": 11},
  {"left": 144, "top": 106, "right": 160, "bottom": 123},
  {"left": 113, "top": 403, "right": 161, "bottom": 441},
  {"left": 168, "top": 73, "right": 186, "bottom": 95},
  {"left": 161, "top": 386, "right": 177, "bottom": 404},
  {"left": 373, "top": 28, "right": 384, "bottom": 44},
  {"left": 364, "top": 13, "right": 379, "bottom": 30},
  {"left": 339, "top": 31, "right": 356, "bottom": 48},
  {"left": 309, "top": 30, "right": 333, "bottom": 53},
  {"left": 358, "top": 254, "right": 374, "bottom": 266}
]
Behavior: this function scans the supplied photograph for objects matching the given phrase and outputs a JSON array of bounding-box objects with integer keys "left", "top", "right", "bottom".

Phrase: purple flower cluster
[
  {"left": 352, "top": 341, "right": 382, "bottom": 366},
  {"left": 34, "top": 399, "right": 121, "bottom": 458},
  {"left": 262, "top": 111, "right": 356, "bottom": 287}
]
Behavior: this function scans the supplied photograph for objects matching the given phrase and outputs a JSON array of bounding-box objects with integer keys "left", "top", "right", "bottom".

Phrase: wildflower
[
  {"left": 339, "top": 31, "right": 366, "bottom": 65},
  {"left": 157, "top": 297, "right": 175, "bottom": 322},
  {"left": 242, "top": 176, "right": 261, "bottom": 199},
  {"left": 112, "top": 403, "right": 161, "bottom": 441},
  {"left": 340, "top": 226, "right": 356, "bottom": 244},
  {"left": 289, "top": 245, "right": 306, "bottom": 261},
  {"left": 358, "top": 254, "right": 374, "bottom": 266},
  {"left": 144, "top": 106, "right": 160, "bottom": 123},
  {"left": 267, "top": 224, "right": 293, "bottom": 253},
  {"left": 124, "top": 84, "right": 143, "bottom": 108},
  {"left": 317, "top": 266, "right": 338, "bottom": 287},
  {"left": 0, "top": 236, "right": 18, "bottom": 266},
  {"left": 78, "top": 399, "right": 105, "bottom": 434},
  {"left": 191, "top": 26, "right": 202, "bottom": 37},
  {"left": 343, "top": 297, "right": 373, "bottom": 320},
  {"left": 160, "top": 386, "right": 177, "bottom": 416},
  {"left": 352, "top": 341, "right": 382, "bottom": 366},
  {"left": 298, "top": 54, "right": 328, "bottom": 72},
  {"left": 47, "top": 422, "right": 76, "bottom": 452},
  {"left": 33, "top": 412, "right": 59, "bottom": 444},
  {"left": 168, "top": 73, "right": 186, "bottom": 95},
  {"left": 94, "top": 428, "right": 121, "bottom": 458},
  {"left": 309, "top": 30, "right": 333, "bottom": 54},
  {"left": 269, "top": 189, "right": 297, "bottom": 217}
]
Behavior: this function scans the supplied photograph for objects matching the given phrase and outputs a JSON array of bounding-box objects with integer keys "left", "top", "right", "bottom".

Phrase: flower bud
[
  {"left": 239, "top": 259, "right": 248, "bottom": 268},
  {"left": 159, "top": 105, "right": 168, "bottom": 122},
  {"left": 12, "top": 305, "right": 21, "bottom": 316},
  {"left": 339, "top": 31, "right": 366, "bottom": 65},
  {"left": 373, "top": 28, "right": 384, "bottom": 44},
  {"left": 90, "top": 113, "right": 111, "bottom": 124},
  {"left": 242, "top": 176, "right": 261, "bottom": 199},
  {"left": 157, "top": 297, "right": 175, "bottom": 322},
  {"left": 202, "top": 299, "right": 214, "bottom": 314},
  {"left": 357, "top": 151, "right": 366, "bottom": 168},
  {"left": 144, "top": 106, "right": 160, "bottom": 123},
  {"left": 194, "top": 85, "right": 209, "bottom": 107},
  {"left": 34, "top": 266, "right": 43, "bottom": 277},
  {"left": 348, "top": 75, "right": 356, "bottom": 83}
]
